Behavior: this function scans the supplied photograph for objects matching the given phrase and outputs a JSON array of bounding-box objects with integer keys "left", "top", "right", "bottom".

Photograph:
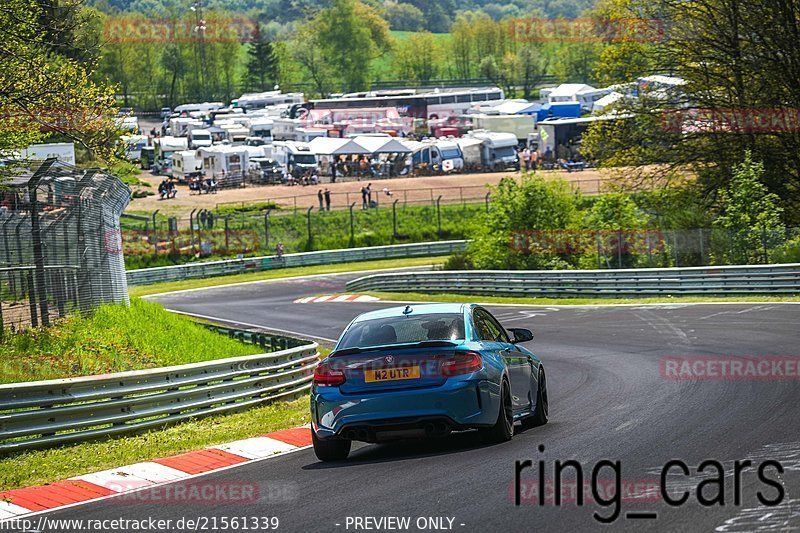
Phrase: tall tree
[{"left": 243, "top": 25, "right": 280, "bottom": 92}]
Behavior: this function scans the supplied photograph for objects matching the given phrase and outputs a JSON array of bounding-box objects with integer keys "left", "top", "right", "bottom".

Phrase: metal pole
[
  {"left": 617, "top": 229, "right": 623, "bottom": 269},
  {"left": 264, "top": 208, "right": 272, "bottom": 251},
  {"left": 306, "top": 206, "right": 313, "bottom": 245},
  {"left": 349, "top": 202, "right": 356, "bottom": 245},
  {"left": 485, "top": 192, "right": 490, "bottom": 213},
  {"left": 436, "top": 195, "right": 442, "bottom": 237},
  {"left": 762, "top": 225, "right": 769, "bottom": 264},
  {"left": 698, "top": 228, "right": 704, "bottom": 266},
  {"left": 189, "top": 208, "right": 197, "bottom": 252},
  {"left": 151, "top": 210, "right": 160, "bottom": 256},
  {"left": 392, "top": 199, "right": 399, "bottom": 238},
  {"left": 29, "top": 184, "right": 49, "bottom": 326},
  {"left": 224, "top": 215, "right": 230, "bottom": 253}
]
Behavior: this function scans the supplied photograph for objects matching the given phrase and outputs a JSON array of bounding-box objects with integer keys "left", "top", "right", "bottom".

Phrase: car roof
[{"left": 351, "top": 303, "right": 471, "bottom": 323}]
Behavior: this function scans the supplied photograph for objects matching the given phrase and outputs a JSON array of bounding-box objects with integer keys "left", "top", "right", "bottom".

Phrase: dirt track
[{"left": 128, "top": 168, "right": 613, "bottom": 217}]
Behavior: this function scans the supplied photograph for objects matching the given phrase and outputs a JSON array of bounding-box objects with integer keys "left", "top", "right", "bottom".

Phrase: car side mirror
[{"left": 509, "top": 328, "right": 534, "bottom": 344}]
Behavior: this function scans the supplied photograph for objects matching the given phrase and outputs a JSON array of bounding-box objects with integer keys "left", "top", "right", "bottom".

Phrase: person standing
[
  {"left": 361, "top": 186, "right": 368, "bottom": 210},
  {"left": 530, "top": 149, "right": 538, "bottom": 172},
  {"left": 522, "top": 147, "right": 531, "bottom": 171},
  {"left": 317, "top": 189, "right": 324, "bottom": 211},
  {"left": 366, "top": 182, "right": 372, "bottom": 206},
  {"left": 324, "top": 188, "right": 331, "bottom": 211}
]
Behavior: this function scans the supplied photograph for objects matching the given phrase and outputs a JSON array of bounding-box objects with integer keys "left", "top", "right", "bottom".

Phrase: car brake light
[
  {"left": 441, "top": 352, "right": 483, "bottom": 376},
  {"left": 314, "top": 361, "right": 346, "bottom": 386}
]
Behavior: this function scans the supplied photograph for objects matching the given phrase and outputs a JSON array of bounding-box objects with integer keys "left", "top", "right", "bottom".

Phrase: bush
[{"left": 442, "top": 252, "right": 474, "bottom": 270}]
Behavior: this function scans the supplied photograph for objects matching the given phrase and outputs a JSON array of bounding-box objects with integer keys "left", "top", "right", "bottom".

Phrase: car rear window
[{"left": 338, "top": 313, "right": 465, "bottom": 349}]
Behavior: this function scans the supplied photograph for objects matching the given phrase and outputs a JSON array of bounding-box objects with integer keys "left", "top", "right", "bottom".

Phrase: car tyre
[
  {"left": 523, "top": 369, "right": 548, "bottom": 428},
  {"left": 312, "top": 430, "right": 351, "bottom": 462},
  {"left": 482, "top": 379, "right": 514, "bottom": 443}
]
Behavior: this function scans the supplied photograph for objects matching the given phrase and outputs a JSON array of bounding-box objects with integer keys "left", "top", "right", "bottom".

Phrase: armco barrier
[
  {"left": 345, "top": 264, "right": 800, "bottom": 296},
  {"left": 126, "top": 240, "right": 468, "bottom": 286},
  {"left": 0, "top": 339, "right": 319, "bottom": 454}
]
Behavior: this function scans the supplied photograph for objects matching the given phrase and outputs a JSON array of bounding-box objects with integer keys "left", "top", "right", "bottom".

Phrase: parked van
[
  {"left": 404, "top": 139, "right": 464, "bottom": 173},
  {"left": 152, "top": 136, "right": 188, "bottom": 175},
  {"left": 188, "top": 129, "right": 213, "bottom": 149},
  {"left": 120, "top": 134, "right": 149, "bottom": 161},
  {"left": 465, "top": 130, "right": 519, "bottom": 170}
]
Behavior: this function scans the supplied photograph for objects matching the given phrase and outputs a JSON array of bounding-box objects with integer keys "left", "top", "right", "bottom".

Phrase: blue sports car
[{"left": 310, "top": 303, "right": 548, "bottom": 461}]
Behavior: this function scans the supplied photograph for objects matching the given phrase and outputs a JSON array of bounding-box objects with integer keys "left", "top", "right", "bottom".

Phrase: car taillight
[
  {"left": 314, "top": 361, "right": 346, "bottom": 386},
  {"left": 441, "top": 352, "right": 483, "bottom": 376}
]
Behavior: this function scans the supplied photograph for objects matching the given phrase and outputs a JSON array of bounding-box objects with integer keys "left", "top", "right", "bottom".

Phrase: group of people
[
  {"left": 317, "top": 188, "right": 332, "bottom": 211},
  {"left": 284, "top": 170, "right": 319, "bottom": 187},
  {"left": 158, "top": 179, "right": 177, "bottom": 200},
  {"left": 188, "top": 175, "right": 218, "bottom": 194},
  {"left": 518, "top": 147, "right": 540, "bottom": 172}
]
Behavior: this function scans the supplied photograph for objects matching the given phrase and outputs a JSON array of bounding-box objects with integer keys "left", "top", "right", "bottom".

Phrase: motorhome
[
  {"left": 174, "top": 102, "right": 225, "bottom": 114},
  {"left": 219, "top": 123, "right": 250, "bottom": 144},
  {"left": 466, "top": 130, "right": 519, "bottom": 170},
  {"left": 21, "top": 142, "right": 76, "bottom": 165},
  {"left": 171, "top": 150, "right": 203, "bottom": 182},
  {"left": 152, "top": 136, "right": 189, "bottom": 175},
  {"left": 116, "top": 116, "right": 139, "bottom": 133},
  {"left": 236, "top": 91, "right": 304, "bottom": 110},
  {"left": 272, "top": 141, "right": 318, "bottom": 177},
  {"left": 197, "top": 145, "right": 249, "bottom": 183},
  {"left": 169, "top": 117, "right": 203, "bottom": 137},
  {"left": 249, "top": 118, "right": 274, "bottom": 140},
  {"left": 120, "top": 135, "right": 149, "bottom": 161},
  {"left": 455, "top": 137, "right": 483, "bottom": 171},
  {"left": 188, "top": 129, "right": 213, "bottom": 149}
]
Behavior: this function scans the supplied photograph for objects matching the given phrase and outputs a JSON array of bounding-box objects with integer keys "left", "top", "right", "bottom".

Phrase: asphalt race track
[{"left": 21, "top": 271, "right": 800, "bottom": 532}]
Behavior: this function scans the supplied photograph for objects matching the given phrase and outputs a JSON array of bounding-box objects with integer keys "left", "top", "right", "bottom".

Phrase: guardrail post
[
  {"left": 306, "top": 206, "right": 314, "bottom": 247},
  {"left": 349, "top": 202, "right": 356, "bottom": 246},
  {"left": 392, "top": 199, "right": 399, "bottom": 239},
  {"left": 436, "top": 195, "right": 442, "bottom": 237}
]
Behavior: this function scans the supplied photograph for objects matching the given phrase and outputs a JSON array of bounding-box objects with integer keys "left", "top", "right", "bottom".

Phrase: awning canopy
[
  {"left": 352, "top": 136, "right": 412, "bottom": 154},
  {"left": 308, "top": 137, "right": 370, "bottom": 155}
]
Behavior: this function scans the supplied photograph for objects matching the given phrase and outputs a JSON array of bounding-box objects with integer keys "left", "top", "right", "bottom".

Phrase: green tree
[
  {"left": 585, "top": 193, "right": 649, "bottom": 267},
  {"left": 395, "top": 32, "right": 440, "bottom": 83},
  {"left": 712, "top": 152, "right": 785, "bottom": 264},
  {"left": 243, "top": 25, "right": 280, "bottom": 92},
  {"left": 310, "top": 0, "right": 392, "bottom": 92},
  {"left": 383, "top": 2, "right": 424, "bottom": 31},
  {"left": 468, "top": 176, "right": 580, "bottom": 270}
]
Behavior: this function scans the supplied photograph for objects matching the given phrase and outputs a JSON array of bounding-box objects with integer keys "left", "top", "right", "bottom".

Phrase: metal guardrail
[
  {"left": 345, "top": 264, "right": 800, "bottom": 296},
  {"left": 126, "top": 240, "right": 468, "bottom": 286},
  {"left": 0, "top": 337, "right": 319, "bottom": 454}
]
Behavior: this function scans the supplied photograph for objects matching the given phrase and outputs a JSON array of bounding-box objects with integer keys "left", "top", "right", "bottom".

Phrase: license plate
[{"left": 365, "top": 366, "right": 421, "bottom": 383}]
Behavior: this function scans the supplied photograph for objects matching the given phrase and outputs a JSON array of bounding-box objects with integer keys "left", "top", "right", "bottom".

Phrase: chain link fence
[{"left": 0, "top": 159, "right": 131, "bottom": 336}]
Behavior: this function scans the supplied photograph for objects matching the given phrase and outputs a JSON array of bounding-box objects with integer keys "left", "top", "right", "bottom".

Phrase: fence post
[
  {"left": 224, "top": 215, "right": 230, "bottom": 253},
  {"left": 306, "top": 206, "right": 313, "bottom": 246},
  {"left": 436, "top": 195, "right": 442, "bottom": 237},
  {"left": 264, "top": 208, "right": 272, "bottom": 251},
  {"left": 596, "top": 231, "right": 602, "bottom": 269},
  {"left": 617, "top": 229, "right": 623, "bottom": 269},
  {"left": 698, "top": 228, "right": 705, "bottom": 265},
  {"left": 349, "top": 203, "right": 356, "bottom": 246},
  {"left": 27, "top": 271, "right": 38, "bottom": 328},
  {"left": 29, "top": 182, "right": 49, "bottom": 327},
  {"left": 485, "top": 192, "right": 491, "bottom": 213},
  {"left": 189, "top": 209, "right": 197, "bottom": 252},
  {"left": 151, "top": 210, "right": 159, "bottom": 256},
  {"left": 392, "top": 199, "right": 399, "bottom": 239},
  {"left": 762, "top": 225, "right": 768, "bottom": 264},
  {"left": 673, "top": 231, "right": 680, "bottom": 267}
]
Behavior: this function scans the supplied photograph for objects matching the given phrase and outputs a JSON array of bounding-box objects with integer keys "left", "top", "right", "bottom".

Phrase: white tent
[
  {"left": 308, "top": 137, "right": 370, "bottom": 155},
  {"left": 353, "top": 136, "right": 412, "bottom": 154}
]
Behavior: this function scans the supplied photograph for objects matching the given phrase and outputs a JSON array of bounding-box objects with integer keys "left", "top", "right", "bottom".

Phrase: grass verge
[
  {"left": 129, "top": 256, "right": 448, "bottom": 297},
  {"left": 0, "top": 298, "right": 264, "bottom": 384},
  {"left": 366, "top": 291, "right": 800, "bottom": 306},
  {"left": 0, "top": 398, "right": 309, "bottom": 491}
]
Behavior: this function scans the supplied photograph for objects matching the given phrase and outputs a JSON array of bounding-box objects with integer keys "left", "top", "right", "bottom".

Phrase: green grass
[
  {"left": 0, "top": 298, "right": 264, "bottom": 384},
  {"left": 129, "top": 255, "right": 448, "bottom": 297},
  {"left": 0, "top": 398, "right": 310, "bottom": 491},
  {"left": 366, "top": 291, "right": 800, "bottom": 306}
]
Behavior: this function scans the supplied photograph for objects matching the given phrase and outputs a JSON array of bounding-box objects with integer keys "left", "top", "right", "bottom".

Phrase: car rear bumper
[{"left": 311, "top": 378, "right": 501, "bottom": 441}]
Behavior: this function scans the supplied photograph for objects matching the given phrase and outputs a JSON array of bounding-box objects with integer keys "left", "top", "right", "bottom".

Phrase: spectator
[
  {"left": 324, "top": 188, "right": 331, "bottom": 211},
  {"left": 361, "top": 186, "right": 368, "bottom": 210},
  {"left": 275, "top": 242, "right": 284, "bottom": 258},
  {"left": 531, "top": 149, "right": 539, "bottom": 172},
  {"left": 366, "top": 183, "right": 372, "bottom": 205},
  {"left": 318, "top": 189, "right": 324, "bottom": 211},
  {"left": 522, "top": 147, "right": 531, "bottom": 171}
]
